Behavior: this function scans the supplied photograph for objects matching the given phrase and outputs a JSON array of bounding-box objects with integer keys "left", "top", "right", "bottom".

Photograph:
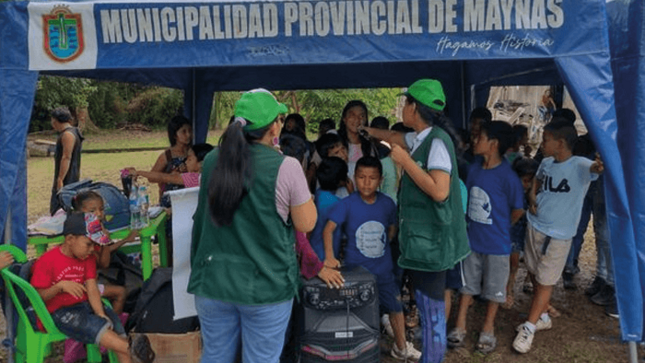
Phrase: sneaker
[
  {"left": 129, "top": 334, "right": 156, "bottom": 363},
  {"left": 515, "top": 316, "right": 552, "bottom": 332},
  {"left": 591, "top": 284, "right": 615, "bottom": 306},
  {"left": 381, "top": 314, "right": 395, "bottom": 338},
  {"left": 513, "top": 324, "right": 535, "bottom": 354},
  {"left": 605, "top": 300, "right": 619, "bottom": 319},
  {"left": 562, "top": 271, "right": 577, "bottom": 290},
  {"left": 535, "top": 315, "right": 552, "bottom": 331},
  {"left": 585, "top": 276, "right": 606, "bottom": 296},
  {"left": 391, "top": 341, "right": 422, "bottom": 361}
]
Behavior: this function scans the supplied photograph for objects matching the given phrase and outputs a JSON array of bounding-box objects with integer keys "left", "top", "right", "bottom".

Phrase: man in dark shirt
[{"left": 50, "top": 107, "right": 84, "bottom": 215}]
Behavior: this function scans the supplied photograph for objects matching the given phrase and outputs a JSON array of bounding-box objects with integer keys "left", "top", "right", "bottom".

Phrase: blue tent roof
[{"left": 1, "top": 0, "right": 642, "bottom": 341}]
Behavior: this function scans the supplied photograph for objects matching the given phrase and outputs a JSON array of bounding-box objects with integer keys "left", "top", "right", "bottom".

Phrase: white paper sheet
[{"left": 166, "top": 187, "right": 200, "bottom": 320}]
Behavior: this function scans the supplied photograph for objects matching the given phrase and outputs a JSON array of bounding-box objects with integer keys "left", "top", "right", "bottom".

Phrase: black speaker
[{"left": 296, "top": 266, "right": 380, "bottom": 363}]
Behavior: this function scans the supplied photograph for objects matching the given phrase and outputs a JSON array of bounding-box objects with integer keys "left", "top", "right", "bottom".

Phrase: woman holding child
[
  {"left": 188, "top": 89, "right": 317, "bottom": 362},
  {"left": 361, "top": 79, "right": 470, "bottom": 363}
]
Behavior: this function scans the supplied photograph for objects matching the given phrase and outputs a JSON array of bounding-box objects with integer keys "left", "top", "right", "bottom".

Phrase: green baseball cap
[
  {"left": 403, "top": 79, "right": 446, "bottom": 112},
  {"left": 234, "top": 89, "right": 288, "bottom": 130}
]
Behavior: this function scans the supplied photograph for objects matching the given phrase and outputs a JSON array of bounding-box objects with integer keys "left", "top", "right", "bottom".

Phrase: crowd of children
[
  {"left": 3, "top": 86, "right": 613, "bottom": 363},
  {"left": 276, "top": 96, "right": 607, "bottom": 360}
]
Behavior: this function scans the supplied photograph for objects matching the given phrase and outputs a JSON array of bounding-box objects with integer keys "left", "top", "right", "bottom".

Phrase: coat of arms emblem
[{"left": 43, "top": 5, "right": 84, "bottom": 62}]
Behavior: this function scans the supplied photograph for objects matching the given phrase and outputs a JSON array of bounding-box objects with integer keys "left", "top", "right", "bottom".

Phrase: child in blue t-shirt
[
  {"left": 513, "top": 119, "right": 603, "bottom": 354},
  {"left": 449, "top": 121, "right": 524, "bottom": 354},
  {"left": 323, "top": 156, "right": 421, "bottom": 361},
  {"left": 309, "top": 157, "right": 348, "bottom": 261}
]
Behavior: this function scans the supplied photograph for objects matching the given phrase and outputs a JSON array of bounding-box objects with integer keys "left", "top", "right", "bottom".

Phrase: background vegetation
[{"left": 32, "top": 76, "right": 402, "bottom": 133}]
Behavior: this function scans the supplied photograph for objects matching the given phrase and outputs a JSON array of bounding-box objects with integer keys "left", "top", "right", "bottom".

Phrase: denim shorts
[
  {"left": 378, "top": 278, "right": 403, "bottom": 313},
  {"left": 51, "top": 301, "right": 125, "bottom": 345}
]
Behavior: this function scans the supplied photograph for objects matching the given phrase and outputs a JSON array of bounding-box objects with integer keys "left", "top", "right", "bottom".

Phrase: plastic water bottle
[
  {"left": 129, "top": 184, "right": 140, "bottom": 230},
  {"left": 138, "top": 186, "right": 149, "bottom": 228}
]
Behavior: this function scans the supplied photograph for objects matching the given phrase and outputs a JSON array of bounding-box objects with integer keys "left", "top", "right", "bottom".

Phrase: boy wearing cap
[
  {"left": 361, "top": 79, "right": 469, "bottom": 363},
  {"left": 30, "top": 212, "right": 155, "bottom": 363}
]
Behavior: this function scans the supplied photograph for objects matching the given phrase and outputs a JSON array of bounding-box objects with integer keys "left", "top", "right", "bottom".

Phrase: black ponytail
[
  {"left": 408, "top": 96, "right": 463, "bottom": 155},
  {"left": 207, "top": 119, "right": 273, "bottom": 226}
]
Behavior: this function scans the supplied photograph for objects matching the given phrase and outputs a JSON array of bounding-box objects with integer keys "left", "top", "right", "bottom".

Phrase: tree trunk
[{"left": 74, "top": 107, "right": 99, "bottom": 132}]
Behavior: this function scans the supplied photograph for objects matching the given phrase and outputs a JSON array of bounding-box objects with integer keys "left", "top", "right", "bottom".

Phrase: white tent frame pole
[{"left": 629, "top": 341, "right": 638, "bottom": 363}]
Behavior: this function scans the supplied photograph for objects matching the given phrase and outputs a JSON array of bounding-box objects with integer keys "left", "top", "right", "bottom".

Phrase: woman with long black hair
[
  {"left": 338, "top": 100, "right": 379, "bottom": 181},
  {"left": 360, "top": 79, "right": 470, "bottom": 363},
  {"left": 188, "top": 89, "right": 317, "bottom": 363}
]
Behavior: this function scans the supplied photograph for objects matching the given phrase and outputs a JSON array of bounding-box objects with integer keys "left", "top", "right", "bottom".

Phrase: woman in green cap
[
  {"left": 360, "top": 79, "right": 470, "bottom": 363},
  {"left": 188, "top": 89, "right": 317, "bottom": 362}
]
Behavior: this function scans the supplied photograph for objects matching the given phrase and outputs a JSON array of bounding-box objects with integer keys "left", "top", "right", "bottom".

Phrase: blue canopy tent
[
  {"left": 607, "top": 0, "right": 645, "bottom": 348},
  {"left": 0, "top": 0, "right": 642, "bottom": 353}
]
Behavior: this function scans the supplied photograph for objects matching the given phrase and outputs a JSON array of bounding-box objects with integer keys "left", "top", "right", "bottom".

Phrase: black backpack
[
  {"left": 125, "top": 268, "right": 199, "bottom": 334},
  {"left": 57, "top": 179, "right": 130, "bottom": 230},
  {"left": 97, "top": 251, "right": 144, "bottom": 314}
]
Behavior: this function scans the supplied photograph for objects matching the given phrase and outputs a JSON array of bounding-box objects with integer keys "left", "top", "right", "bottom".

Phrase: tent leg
[
  {"left": 3, "top": 206, "right": 14, "bottom": 363},
  {"left": 629, "top": 341, "right": 639, "bottom": 363}
]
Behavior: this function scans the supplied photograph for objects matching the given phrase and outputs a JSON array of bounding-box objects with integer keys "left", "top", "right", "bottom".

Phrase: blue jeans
[
  {"left": 566, "top": 178, "right": 613, "bottom": 285},
  {"left": 195, "top": 295, "right": 293, "bottom": 363},
  {"left": 51, "top": 301, "right": 125, "bottom": 345},
  {"left": 592, "top": 177, "right": 613, "bottom": 285}
]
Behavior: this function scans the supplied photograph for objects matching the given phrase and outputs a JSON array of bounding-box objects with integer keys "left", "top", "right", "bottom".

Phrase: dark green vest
[
  {"left": 188, "top": 144, "right": 299, "bottom": 305},
  {"left": 397, "top": 127, "right": 470, "bottom": 272}
]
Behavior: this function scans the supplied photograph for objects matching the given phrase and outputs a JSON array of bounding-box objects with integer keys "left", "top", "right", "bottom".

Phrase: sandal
[
  {"left": 447, "top": 328, "right": 466, "bottom": 348},
  {"left": 547, "top": 304, "right": 562, "bottom": 318},
  {"left": 476, "top": 332, "right": 497, "bottom": 354}
]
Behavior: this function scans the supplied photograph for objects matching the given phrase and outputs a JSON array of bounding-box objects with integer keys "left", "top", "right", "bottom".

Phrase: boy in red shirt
[{"left": 30, "top": 212, "right": 155, "bottom": 363}]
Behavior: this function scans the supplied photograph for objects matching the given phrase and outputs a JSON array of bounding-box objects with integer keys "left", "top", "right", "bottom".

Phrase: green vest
[
  {"left": 397, "top": 127, "right": 470, "bottom": 272},
  {"left": 187, "top": 144, "right": 299, "bottom": 305}
]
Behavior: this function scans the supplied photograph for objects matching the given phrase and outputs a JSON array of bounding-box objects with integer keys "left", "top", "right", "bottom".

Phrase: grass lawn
[{"left": 27, "top": 130, "right": 222, "bottom": 223}]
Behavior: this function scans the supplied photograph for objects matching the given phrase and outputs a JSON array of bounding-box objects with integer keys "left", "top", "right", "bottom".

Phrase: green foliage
[
  {"left": 210, "top": 91, "right": 239, "bottom": 129},
  {"left": 87, "top": 81, "right": 143, "bottom": 129},
  {"left": 31, "top": 76, "right": 97, "bottom": 131},
  {"left": 290, "top": 88, "right": 401, "bottom": 133},
  {"left": 209, "top": 88, "right": 401, "bottom": 133},
  {"left": 125, "top": 87, "right": 184, "bottom": 127},
  {"left": 35, "top": 76, "right": 96, "bottom": 109},
  {"left": 33, "top": 77, "right": 400, "bottom": 134}
]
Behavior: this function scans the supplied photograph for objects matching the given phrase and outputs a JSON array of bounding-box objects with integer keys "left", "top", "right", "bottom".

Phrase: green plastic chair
[{"left": 0, "top": 244, "right": 120, "bottom": 363}]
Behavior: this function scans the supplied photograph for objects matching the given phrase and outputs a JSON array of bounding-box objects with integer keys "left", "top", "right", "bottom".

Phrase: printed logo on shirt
[
  {"left": 468, "top": 186, "right": 493, "bottom": 225},
  {"left": 355, "top": 221, "right": 386, "bottom": 258},
  {"left": 542, "top": 176, "right": 571, "bottom": 193}
]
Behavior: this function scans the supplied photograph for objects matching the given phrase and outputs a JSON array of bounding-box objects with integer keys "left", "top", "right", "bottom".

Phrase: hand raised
[{"left": 590, "top": 154, "right": 604, "bottom": 174}]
